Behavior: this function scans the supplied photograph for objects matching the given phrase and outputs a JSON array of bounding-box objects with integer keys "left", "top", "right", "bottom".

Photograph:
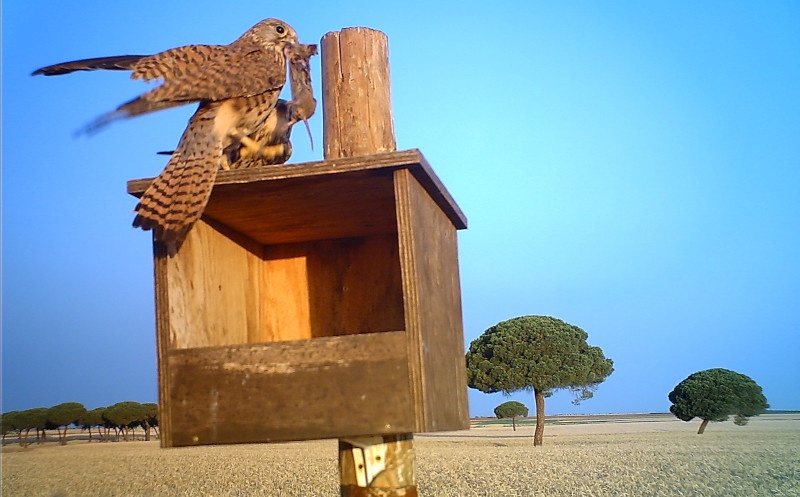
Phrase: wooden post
[
  {"left": 322, "top": 27, "right": 396, "bottom": 158},
  {"left": 338, "top": 435, "right": 416, "bottom": 496},
  {"left": 321, "top": 27, "right": 416, "bottom": 497}
]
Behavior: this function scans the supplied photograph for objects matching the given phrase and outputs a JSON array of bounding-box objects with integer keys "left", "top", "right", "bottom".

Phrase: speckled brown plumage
[
  {"left": 227, "top": 43, "right": 318, "bottom": 169},
  {"left": 33, "top": 19, "right": 301, "bottom": 252}
]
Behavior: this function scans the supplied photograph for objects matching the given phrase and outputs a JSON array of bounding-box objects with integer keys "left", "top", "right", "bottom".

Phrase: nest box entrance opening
[{"left": 159, "top": 168, "right": 406, "bottom": 349}]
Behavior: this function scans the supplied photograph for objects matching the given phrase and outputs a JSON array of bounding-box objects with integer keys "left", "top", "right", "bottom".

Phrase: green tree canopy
[
  {"left": 79, "top": 407, "right": 107, "bottom": 428},
  {"left": 104, "top": 401, "right": 147, "bottom": 441},
  {"left": 466, "top": 315, "right": 613, "bottom": 445},
  {"left": 142, "top": 403, "right": 159, "bottom": 425},
  {"left": 16, "top": 407, "right": 49, "bottom": 447},
  {"left": 495, "top": 400, "right": 529, "bottom": 419},
  {"left": 668, "top": 368, "right": 769, "bottom": 434},
  {"left": 494, "top": 401, "right": 528, "bottom": 431},
  {"left": 103, "top": 401, "right": 143, "bottom": 427},
  {"left": 140, "top": 403, "right": 159, "bottom": 441},
  {"left": 1, "top": 411, "right": 22, "bottom": 441},
  {"left": 78, "top": 407, "right": 107, "bottom": 442},
  {"left": 47, "top": 402, "right": 88, "bottom": 445}
]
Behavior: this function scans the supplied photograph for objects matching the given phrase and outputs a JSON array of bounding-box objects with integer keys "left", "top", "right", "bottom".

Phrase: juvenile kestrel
[{"left": 33, "top": 19, "right": 302, "bottom": 252}]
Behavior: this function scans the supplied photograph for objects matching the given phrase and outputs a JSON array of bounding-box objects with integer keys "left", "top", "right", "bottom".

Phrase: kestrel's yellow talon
[
  {"left": 238, "top": 135, "right": 262, "bottom": 154},
  {"left": 259, "top": 144, "right": 288, "bottom": 158}
]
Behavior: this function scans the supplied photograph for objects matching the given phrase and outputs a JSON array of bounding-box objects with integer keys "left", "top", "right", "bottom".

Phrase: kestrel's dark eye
[{"left": 276, "top": 26, "right": 285, "bottom": 35}]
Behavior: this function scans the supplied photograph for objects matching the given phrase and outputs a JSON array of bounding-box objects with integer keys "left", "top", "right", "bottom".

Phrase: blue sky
[{"left": 2, "top": 1, "right": 798, "bottom": 419}]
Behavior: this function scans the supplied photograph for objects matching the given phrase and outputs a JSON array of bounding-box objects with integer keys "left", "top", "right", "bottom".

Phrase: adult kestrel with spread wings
[{"left": 33, "top": 19, "right": 302, "bottom": 252}]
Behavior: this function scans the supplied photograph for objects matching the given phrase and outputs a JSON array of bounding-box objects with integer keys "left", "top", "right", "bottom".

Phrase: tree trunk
[
  {"left": 697, "top": 419, "right": 709, "bottom": 434},
  {"left": 533, "top": 388, "right": 545, "bottom": 446},
  {"left": 512, "top": 416, "right": 516, "bottom": 431}
]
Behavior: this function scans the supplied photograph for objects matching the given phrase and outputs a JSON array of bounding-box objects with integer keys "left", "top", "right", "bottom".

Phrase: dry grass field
[{"left": 2, "top": 413, "right": 798, "bottom": 496}]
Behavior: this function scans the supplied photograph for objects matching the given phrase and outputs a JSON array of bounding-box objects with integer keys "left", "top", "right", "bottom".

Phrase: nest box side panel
[
  {"left": 395, "top": 168, "right": 470, "bottom": 432},
  {"left": 159, "top": 219, "right": 263, "bottom": 349}
]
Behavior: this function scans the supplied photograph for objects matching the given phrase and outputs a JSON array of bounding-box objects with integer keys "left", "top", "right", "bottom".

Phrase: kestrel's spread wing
[
  {"left": 33, "top": 19, "right": 307, "bottom": 253},
  {"left": 32, "top": 55, "right": 149, "bottom": 75}
]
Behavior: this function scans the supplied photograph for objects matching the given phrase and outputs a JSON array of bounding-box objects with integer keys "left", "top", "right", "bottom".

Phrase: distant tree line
[{"left": 1, "top": 401, "right": 158, "bottom": 447}]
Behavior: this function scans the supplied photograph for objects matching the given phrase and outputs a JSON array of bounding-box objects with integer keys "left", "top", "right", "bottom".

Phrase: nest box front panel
[
  {"left": 138, "top": 151, "right": 470, "bottom": 446},
  {"left": 166, "top": 331, "right": 415, "bottom": 446}
]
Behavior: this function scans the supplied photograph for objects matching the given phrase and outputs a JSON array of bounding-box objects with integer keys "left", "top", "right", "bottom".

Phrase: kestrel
[
  {"left": 154, "top": 42, "right": 318, "bottom": 167},
  {"left": 33, "top": 19, "right": 302, "bottom": 252},
  {"left": 228, "top": 43, "right": 318, "bottom": 168}
]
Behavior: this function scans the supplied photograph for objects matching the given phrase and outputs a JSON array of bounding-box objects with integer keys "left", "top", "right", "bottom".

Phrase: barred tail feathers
[
  {"left": 132, "top": 153, "right": 219, "bottom": 252},
  {"left": 133, "top": 107, "right": 222, "bottom": 252}
]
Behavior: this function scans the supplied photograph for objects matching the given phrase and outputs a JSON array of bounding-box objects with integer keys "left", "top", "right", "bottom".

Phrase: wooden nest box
[{"left": 127, "top": 149, "right": 470, "bottom": 447}]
